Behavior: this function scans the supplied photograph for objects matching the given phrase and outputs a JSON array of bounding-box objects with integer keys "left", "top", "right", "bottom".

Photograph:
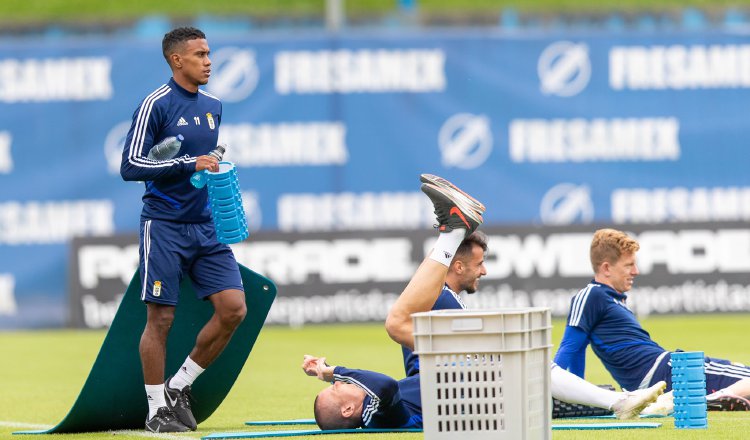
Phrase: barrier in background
[
  {"left": 2, "top": 30, "right": 750, "bottom": 328},
  {"left": 66, "top": 222, "right": 750, "bottom": 329}
]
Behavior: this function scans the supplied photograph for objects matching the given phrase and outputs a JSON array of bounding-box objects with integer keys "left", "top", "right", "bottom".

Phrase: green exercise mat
[
  {"left": 553, "top": 422, "right": 662, "bottom": 430},
  {"left": 244, "top": 414, "right": 668, "bottom": 426},
  {"left": 204, "top": 428, "right": 424, "bottom": 439},
  {"left": 15, "top": 264, "right": 276, "bottom": 434},
  {"left": 246, "top": 419, "right": 317, "bottom": 426},
  {"left": 205, "top": 422, "right": 662, "bottom": 439}
]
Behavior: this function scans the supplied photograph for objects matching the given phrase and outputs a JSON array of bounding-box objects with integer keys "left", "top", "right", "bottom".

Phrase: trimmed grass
[
  {"left": 1, "top": 0, "right": 750, "bottom": 23},
  {"left": 0, "top": 314, "right": 748, "bottom": 439}
]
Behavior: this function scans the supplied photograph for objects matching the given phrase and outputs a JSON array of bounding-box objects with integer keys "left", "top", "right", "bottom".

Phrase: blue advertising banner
[{"left": 1, "top": 30, "right": 748, "bottom": 328}]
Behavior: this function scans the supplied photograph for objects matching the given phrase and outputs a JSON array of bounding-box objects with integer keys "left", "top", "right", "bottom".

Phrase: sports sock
[
  {"left": 145, "top": 384, "right": 166, "bottom": 419},
  {"left": 169, "top": 356, "right": 205, "bottom": 391},
  {"left": 429, "top": 229, "right": 465, "bottom": 267},
  {"left": 550, "top": 364, "right": 619, "bottom": 409}
]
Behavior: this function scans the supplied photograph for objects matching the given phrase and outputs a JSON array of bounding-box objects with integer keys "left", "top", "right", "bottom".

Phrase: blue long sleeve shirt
[
  {"left": 120, "top": 78, "right": 222, "bottom": 223},
  {"left": 554, "top": 281, "right": 666, "bottom": 391},
  {"left": 333, "top": 366, "right": 422, "bottom": 429}
]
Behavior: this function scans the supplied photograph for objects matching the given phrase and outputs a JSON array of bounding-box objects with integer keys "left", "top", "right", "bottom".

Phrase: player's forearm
[{"left": 120, "top": 156, "right": 195, "bottom": 181}]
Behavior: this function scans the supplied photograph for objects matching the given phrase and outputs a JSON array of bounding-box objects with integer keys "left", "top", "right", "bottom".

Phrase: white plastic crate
[{"left": 413, "top": 308, "right": 552, "bottom": 440}]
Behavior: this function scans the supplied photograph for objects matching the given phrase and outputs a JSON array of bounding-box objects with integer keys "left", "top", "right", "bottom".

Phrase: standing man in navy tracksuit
[{"left": 120, "top": 27, "right": 246, "bottom": 433}]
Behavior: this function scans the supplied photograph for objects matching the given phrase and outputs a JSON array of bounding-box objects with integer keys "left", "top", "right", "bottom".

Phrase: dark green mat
[
  {"left": 15, "top": 264, "right": 276, "bottom": 434},
  {"left": 205, "top": 423, "right": 662, "bottom": 439},
  {"left": 244, "top": 414, "right": 668, "bottom": 426},
  {"left": 204, "top": 429, "right": 424, "bottom": 439}
]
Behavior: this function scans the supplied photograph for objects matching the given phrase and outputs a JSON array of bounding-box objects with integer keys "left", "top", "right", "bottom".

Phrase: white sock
[
  {"left": 145, "top": 384, "right": 166, "bottom": 419},
  {"left": 169, "top": 356, "right": 205, "bottom": 391},
  {"left": 550, "top": 364, "right": 620, "bottom": 409},
  {"left": 428, "top": 229, "right": 465, "bottom": 267}
]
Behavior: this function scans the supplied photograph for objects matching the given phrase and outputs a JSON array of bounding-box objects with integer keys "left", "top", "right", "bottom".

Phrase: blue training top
[
  {"left": 402, "top": 284, "right": 465, "bottom": 377},
  {"left": 554, "top": 280, "right": 666, "bottom": 391},
  {"left": 333, "top": 366, "right": 422, "bottom": 429},
  {"left": 120, "top": 78, "right": 222, "bottom": 223}
]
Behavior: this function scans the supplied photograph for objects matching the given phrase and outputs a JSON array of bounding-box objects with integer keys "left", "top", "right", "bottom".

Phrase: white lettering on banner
[
  {"left": 467, "top": 229, "right": 750, "bottom": 279},
  {"left": 78, "top": 244, "right": 139, "bottom": 289},
  {"left": 610, "top": 45, "right": 750, "bottom": 90},
  {"left": 277, "top": 192, "right": 435, "bottom": 232},
  {"left": 0, "top": 131, "right": 12, "bottom": 173},
  {"left": 0, "top": 57, "right": 112, "bottom": 103},
  {"left": 82, "top": 294, "right": 123, "bottom": 328},
  {"left": 0, "top": 200, "right": 114, "bottom": 245},
  {"left": 509, "top": 118, "right": 680, "bottom": 162},
  {"left": 481, "top": 234, "right": 592, "bottom": 279},
  {"left": 0, "top": 274, "right": 17, "bottom": 316},
  {"left": 274, "top": 49, "right": 446, "bottom": 94},
  {"left": 230, "top": 239, "right": 416, "bottom": 285},
  {"left": 636, "top": 230, "right": 750, "bottom": 274},
  {"left": 219, "top": 122, "right": 348, "bottom": 166},
  {"left": 265, "top": 289, "right": 400, "bottom": 328},
  {"left": 264, "top": 279, "right": 750, "bottom": 326},
  {"left": 630, "top": 280, "right": 750, "bottom": 317},
  {"left": 612, "top": 187, "right": 750, "bottom": 223}
]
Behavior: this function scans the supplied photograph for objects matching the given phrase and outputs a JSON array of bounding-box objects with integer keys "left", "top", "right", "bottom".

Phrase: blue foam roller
[
  {"left": 205, "top": 162, "right": 250, "bottom": 244},
  {"left": 210, "top": 184, "right": 237, "bottom": 200},
  {"left": 674, "top": 388, "right": 706, "bottom": 399},
  {"left": 672, "top": 351, "right": 707, "bottom": 429}
]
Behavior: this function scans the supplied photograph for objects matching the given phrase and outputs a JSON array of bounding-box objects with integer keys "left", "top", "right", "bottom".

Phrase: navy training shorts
[
  {"left": 651, "top": 351, "right": 750, "bottom": 393},
  {"left": 139, "top": 219, "right": 243, "bottom": 305}
]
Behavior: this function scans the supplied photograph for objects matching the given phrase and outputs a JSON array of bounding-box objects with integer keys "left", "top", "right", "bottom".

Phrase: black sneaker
[
  {"left": 420, "top": 174, "right": 486, "bottom": 213},
  {"left": 421, "top": 182, "right": 483, "bottom": 236},
  {"left": 164, "top": 376, "right": 197, "bottom": 430},
  {"left": 707, "top": 393, "right": 750, "bottom": 411},
  {"left": 145, "top": 406, "right": 190, "bottom": 433}
]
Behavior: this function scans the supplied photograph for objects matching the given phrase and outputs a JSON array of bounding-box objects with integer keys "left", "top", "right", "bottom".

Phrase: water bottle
[
  {"left": 190, "top": 144, "right": 226, "bottom": 188},
  {"left": 147, "top": 134, "right": 184, "bottom": 160}
]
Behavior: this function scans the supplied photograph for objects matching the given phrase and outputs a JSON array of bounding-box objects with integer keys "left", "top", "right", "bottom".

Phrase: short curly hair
[
  {"left": 162, "top": 27, "right": 206, "bottom": 63},
  {"left": 590, "top": 228, "right": 640, "bottom": 272}
]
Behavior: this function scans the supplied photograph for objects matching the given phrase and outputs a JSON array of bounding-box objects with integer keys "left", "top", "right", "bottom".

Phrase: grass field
[
  {"left": 1, "top": 0, "right": 750, "bottom": 24},
  {"left": 1, "top": 314, "right": 748, "bottom": 439}
]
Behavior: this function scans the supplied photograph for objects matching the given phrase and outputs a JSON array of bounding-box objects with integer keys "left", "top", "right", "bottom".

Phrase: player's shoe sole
[
  {"left": 707, "top": 394, "right": 750, "bottom": 411},
  {"left": 145, "top": 406, "right": 190, "bottom": 433},
  {"left": 421, "top": 182, "right": 483, "bottom": 235},
  {"left": 420, "top": 174, "right": 486, "bottom": 213}
]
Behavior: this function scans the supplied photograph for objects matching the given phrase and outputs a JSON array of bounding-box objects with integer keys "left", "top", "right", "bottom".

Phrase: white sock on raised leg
[{"left": 428, "top": 229, "right": 466, "bottom": 267}]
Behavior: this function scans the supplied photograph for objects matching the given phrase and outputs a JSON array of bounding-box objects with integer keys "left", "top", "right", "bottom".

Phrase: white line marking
[
  {"left": 111, "top": 429, "right": 190, "bottom": 439},
  {"left": 0, "top": 422, "right": 192, "bottom": 439},
  {"left": 0, "top": 421, "right": 52, "bottom": 429}
]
